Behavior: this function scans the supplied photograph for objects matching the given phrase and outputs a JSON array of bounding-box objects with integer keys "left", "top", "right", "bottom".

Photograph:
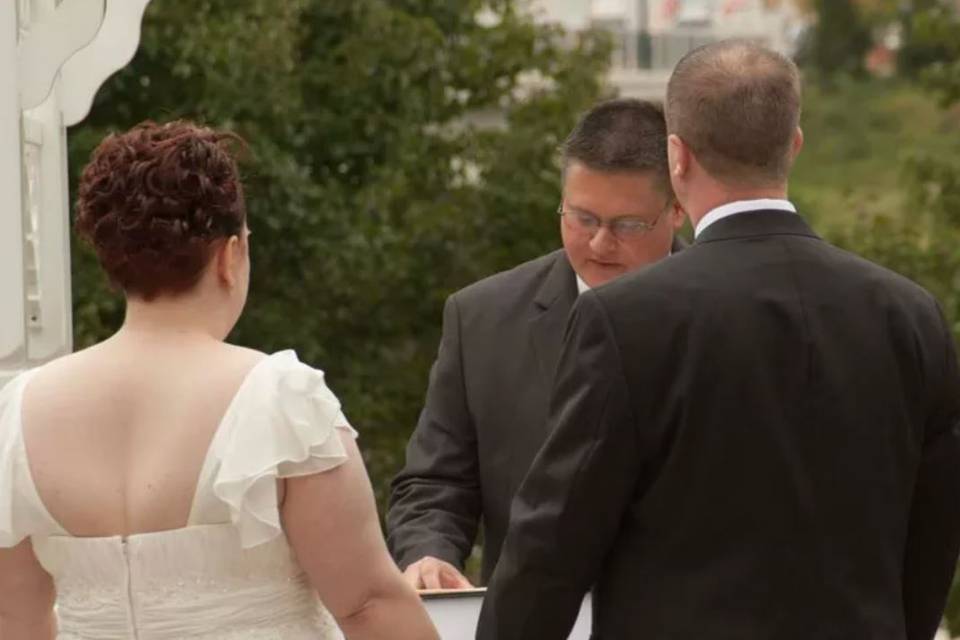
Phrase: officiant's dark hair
[
  {"left": 561, "top": 98, "right": 671, "bottom": 196},
  {"left": 666, "top": 39, "right": 801, "bottom": 186}
]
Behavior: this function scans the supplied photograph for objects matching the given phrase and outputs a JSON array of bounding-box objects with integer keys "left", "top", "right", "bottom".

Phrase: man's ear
[
  {"left": 791, "top": 127, "right": 804, "bottom": 161},
  {"left": 667, "top": 134, "right": 690, "bottom": 180}
]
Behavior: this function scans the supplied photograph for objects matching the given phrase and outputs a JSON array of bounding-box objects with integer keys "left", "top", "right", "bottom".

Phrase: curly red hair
[{"left": 75, "top": 120, "right": 247, "bottom": 300}]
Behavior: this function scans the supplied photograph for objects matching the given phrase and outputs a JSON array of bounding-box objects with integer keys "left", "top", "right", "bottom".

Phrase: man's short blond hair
[{"left": 666, "top": 40, "right": 802, "bottom": 187}]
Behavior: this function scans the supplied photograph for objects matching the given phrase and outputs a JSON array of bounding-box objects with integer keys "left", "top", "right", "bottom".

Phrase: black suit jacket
[
  {"left": 387, "top": 249, "right": 579, "bottom": 582},
  {"left": 388, "top": 240, "right": 686, "bottom": 582},
  {"left": 477, "top": 211, "right": 960, "bottom": 640}
]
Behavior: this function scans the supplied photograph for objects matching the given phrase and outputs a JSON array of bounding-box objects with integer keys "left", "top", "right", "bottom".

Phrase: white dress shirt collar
[
  {"left": 694, "top": 198, "right": 797, "bottom": 239},
  {"left": 576, "top": 274, "right": 590, "bottom": 295}
]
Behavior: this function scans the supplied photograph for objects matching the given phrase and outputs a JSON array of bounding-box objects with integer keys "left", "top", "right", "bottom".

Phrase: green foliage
[
  {"left": 892, "top": 3, "right": 960, "bottom": 330},
  {"left": 911, "top": 7, "right": 960, "bottom": 105},
  {"left": 791, "top": 75, "right": 960, "bottom": 336},
  {"left": 826, "top": 210, "right": 960, "bottom": 340},
  {"left": 791, "top": 78, "right": 958, "bottom": 231},
  {"left": 69, "top": 0, "right": 611, "bottom": 508},
  {"left": 791, "top": 0, "right": 960, "bottom": 350},
  {"left": 798, "top": 0, "right": 873, "bottom": 79},
  {"left": 900, "top": 1, "right": 960, "bottom": 88},
  {"left": 792, "top": 76, "right": 960, "bottom": 342},
  {"left": 790, "top": 67, "right": 960, "bottom": 350}
]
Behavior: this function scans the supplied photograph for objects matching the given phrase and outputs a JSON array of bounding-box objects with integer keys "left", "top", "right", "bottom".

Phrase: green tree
[
  {"left": 892, "top": 1, "right": 960, "bottom": 338},
  {"left": 69, "top": 0, "right": 611, "bottom": 507},
  {"left": 899, "top": 0, "right": 960, "bottom": 82},
  {"left": 799, "top": 0, "right": 873, "bottom": 78}
]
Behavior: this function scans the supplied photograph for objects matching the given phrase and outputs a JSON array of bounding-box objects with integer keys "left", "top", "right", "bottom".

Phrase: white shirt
[
  {"left": 694, "top": 198, "right": 796, "bottom": 239},
  {"left": 576, "top": 274, "right": 590, "bottom": 295}
]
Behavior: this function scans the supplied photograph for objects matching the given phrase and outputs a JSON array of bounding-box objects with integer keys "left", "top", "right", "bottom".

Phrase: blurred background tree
[
  {"left": 69, "top": 0, "right": 611, "bottom": 508},
  {"left": 795, "top": 0, "right": 873, "bottom": 77},
  {"left": 899, "top": 0, "right": 960, "bottom": 80}
]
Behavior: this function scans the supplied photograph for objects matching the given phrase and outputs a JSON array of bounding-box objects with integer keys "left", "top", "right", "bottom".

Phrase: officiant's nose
[{"left": 589, "top": 224, "right": 618, "bottom": 254}]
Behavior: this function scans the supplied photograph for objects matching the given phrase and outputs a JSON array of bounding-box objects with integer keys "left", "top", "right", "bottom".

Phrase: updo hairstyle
[{"left": 75, "top": 120, "right": 247, "bottom": 300}]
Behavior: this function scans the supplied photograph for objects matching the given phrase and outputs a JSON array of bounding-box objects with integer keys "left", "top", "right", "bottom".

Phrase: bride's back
[
  {"left": 21, "top": 337, "right": 263, "bottom": 538},
  {"left": 16, "top": 120, "right": 260, "bottom": 539}
]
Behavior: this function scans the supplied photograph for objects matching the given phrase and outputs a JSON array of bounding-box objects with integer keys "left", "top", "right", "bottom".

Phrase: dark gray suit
[
  {"left": 387, "top": 249, "right": 579, "bottom": 582},
  {"left": 477, "top": 210, "right": 960, "bottom": 640}
]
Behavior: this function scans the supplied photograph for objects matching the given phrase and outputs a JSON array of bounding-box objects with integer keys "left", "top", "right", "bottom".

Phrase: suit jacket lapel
[
  {"left": 526, "top": 240, "right": 685, "bottom": 381},
  {"left": 529, "top": 251, "right": 578, "bottom": 382}
]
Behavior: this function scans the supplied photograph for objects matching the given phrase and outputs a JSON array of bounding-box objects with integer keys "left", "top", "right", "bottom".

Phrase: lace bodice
[{"left": 0, "top": 351, "right": 354, "bottom": 640}]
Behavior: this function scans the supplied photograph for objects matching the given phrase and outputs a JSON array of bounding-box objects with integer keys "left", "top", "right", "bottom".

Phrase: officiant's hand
[{"left": 403, "top": 556, "right": 474, "bottom": 590}]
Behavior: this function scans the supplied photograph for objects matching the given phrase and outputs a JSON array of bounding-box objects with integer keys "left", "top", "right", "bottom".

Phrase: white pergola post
[
  {"left": 1, "top": 2, "right": 27, "bottom": 386},
  {"left": 1, "top": 0, "right": 152, "bottom": 388}
]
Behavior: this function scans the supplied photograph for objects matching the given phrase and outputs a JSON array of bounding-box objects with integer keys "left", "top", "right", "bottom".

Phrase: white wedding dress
[{"left": 0, "top": 351, "right": 353, "bottom": 639}]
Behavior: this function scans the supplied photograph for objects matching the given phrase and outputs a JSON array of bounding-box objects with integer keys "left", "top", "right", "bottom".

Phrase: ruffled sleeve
[{"left": 211, "top": 351, "right": 357, "bottom": 549}]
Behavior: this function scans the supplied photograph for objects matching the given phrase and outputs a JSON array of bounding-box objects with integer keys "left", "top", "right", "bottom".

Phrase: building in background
[{"left": 528, "top": 0, "right": 805, "bottom": 98}]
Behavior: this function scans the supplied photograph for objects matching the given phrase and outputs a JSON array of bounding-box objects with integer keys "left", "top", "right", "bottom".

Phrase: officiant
[{"left": 386, "top": 98, "right": 685, "bottom": 589}]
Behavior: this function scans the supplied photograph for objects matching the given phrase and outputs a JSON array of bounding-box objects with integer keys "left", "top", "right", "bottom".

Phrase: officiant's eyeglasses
[{"left": 557, "top": 203, "right": 666, "bottom": 239}]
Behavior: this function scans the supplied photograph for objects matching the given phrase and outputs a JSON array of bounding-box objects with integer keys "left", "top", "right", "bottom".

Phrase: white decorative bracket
[
  {"left": 17, "top": 0, "right": 105, "bottom": 111},
  {"left": 60, "top": 0, "right": 153, "bottom": 126}
]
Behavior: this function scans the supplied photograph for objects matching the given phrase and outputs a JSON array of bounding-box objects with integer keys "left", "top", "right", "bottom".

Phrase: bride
[{"left": 0, "top": 121, "right": 439, "bottom": 640}]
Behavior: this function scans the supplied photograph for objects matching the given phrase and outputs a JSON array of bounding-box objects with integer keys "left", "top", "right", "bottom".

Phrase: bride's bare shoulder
[
  {"left": 24, "top": 342, "right": 106, "bottom": 382},
  {"left": 219, "top": 343, "right": 269, "bottom": 368}
]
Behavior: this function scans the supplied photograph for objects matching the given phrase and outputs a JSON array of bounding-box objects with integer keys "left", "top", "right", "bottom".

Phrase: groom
[{"left": 477, "top": 40, "right": 960, "bottom": 640}]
